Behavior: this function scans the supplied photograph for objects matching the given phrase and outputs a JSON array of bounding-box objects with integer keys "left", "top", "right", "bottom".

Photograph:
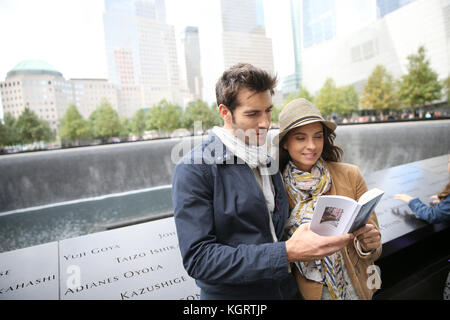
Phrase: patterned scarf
[{"left": 283, "top": 158, "right": 348, "bottom": 300}]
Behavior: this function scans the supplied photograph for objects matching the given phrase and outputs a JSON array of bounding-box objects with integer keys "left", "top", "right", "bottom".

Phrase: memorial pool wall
[{"left": 0, "top": 120, "right": 449, "bottom": 252}]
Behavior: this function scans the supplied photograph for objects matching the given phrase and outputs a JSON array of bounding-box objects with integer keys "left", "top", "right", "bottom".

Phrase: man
[{"left": 172, "top": 63, "right": 353, "bottom": 299}]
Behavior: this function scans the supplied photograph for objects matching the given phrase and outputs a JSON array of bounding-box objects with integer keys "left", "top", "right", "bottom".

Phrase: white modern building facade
[{"left": 299, "top": 0, "right": 449, "bottom": 96}]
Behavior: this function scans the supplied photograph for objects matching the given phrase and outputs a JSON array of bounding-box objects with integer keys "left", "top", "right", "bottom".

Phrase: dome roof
[{"left": 7, "top": 60, "right": 63, "bottom": 78}]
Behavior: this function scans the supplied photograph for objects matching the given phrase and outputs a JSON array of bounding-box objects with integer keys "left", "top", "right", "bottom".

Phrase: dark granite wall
[{"left": 1, "top": 120, "right": 449, "bottom": 213}]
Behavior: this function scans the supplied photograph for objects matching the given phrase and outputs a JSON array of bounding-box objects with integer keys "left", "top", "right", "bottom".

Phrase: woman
[{"left": 274, "top": 98, "right": 382, "bottom": 300}]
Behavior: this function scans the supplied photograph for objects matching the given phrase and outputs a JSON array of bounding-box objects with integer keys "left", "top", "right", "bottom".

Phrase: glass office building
[
  {"left": 103, "top": 0, "right": 180, "bottom": 117},
  {"left": 377, "top": 0, "right": 413, "bottom": 17}
]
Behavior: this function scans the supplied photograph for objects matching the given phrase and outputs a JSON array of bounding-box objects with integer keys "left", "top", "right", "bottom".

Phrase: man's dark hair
[{"left": 215, "top": 63, "right": 277, "bottom": 113}]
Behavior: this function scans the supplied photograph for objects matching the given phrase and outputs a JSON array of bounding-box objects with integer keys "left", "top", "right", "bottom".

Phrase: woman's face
[{"left": 283, "top": 122, "right": 324, "bottom": 172}]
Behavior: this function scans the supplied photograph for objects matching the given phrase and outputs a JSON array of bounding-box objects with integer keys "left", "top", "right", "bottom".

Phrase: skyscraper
[
  {"left": 184, "top": 26, "right": 203, "bottom": 100},
  {"left": 376, "top": 0, "right": 413, "bottom": 17},
  {"left": 284, "top": 0, "right": 302, "bottom": 94},
  {"left": 302, "top": 0, "right": 337, "bottom": 48},
  {"left": 220, "top": 0, "right": 274, "bottom": 73},
  {"left": 103, "top": 0, "right": 181, "bottom": 118}
]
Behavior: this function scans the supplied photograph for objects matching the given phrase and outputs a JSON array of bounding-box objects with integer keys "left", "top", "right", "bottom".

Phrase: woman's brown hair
[{"left": 279, "top": 123, "right": 343, "bottom": 172}]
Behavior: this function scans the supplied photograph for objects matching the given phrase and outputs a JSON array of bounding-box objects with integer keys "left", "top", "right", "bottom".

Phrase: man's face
[{"left": 221, "top": 88, "right": 273, "bottom": 146}]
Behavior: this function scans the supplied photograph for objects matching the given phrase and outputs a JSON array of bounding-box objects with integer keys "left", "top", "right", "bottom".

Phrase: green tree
[
  {"left": 131, "top": 109, "right": 147, "bottom": 139},
  {"left": 15, "top": 107, "right": 54, "bottom": 144},
  {"left": 0, "top": 113, "right": 19, "bottom": 146},
  {"left": 271, "top": 105, "right": 282, "bottom": 123},
  {"left": 315, "top": 78, "right": 340, "bottom": 116},
  {"left": 297, "top": 85, "right": 315, "bottom": 103},
  {"left": 182, "top": 99, "right": 219, "bottom": 130},
  {"left": 0, "top": 120, "right": 6, "bottom": 148},
  {"left": 276, "top": 92, "right": 295, "bottom": 113},
  {"left": 119, "top": 116, "right": 131, "bottom": 140},
  {"left": 397, "top": 46, "right": 442, "bottom": 109},
  {"left": 88, "top": 99, "right": 120, "bottom": 142},
  {"left": 145, "top": 99, "right": 182, "bottom": 134},
  {"left": 162, "top": 102, "right": 182, "bottom": 132},
  {"left": 145, "top": 103, "right": 164, "bottom": 131},
  {"left": 210, "top": 103, "right": 223, "bottom": 127},
  {"left": 337, "top": 85, "right": 359, "bottom": 116},
  {"left": 273, "top": 86, "right": 316, "bottom": 123},
  {"left": 59, "top": 104, "right": 91, "bottom": 144},
  {"left": 443, "top": 75, "right": 450, "bottom": 106},
  {"left": 361, "top": 65, "right": 398, "bottom": 115}
]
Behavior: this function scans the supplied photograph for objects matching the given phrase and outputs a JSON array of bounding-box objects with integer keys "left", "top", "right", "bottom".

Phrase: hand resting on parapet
[{"left": 395, "top": 193, "right": 440, "bottom": 206}]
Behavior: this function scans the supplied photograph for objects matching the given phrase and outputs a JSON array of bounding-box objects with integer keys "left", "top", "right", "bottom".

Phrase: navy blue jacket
[{"left": 172, "top": 133, "right": 299, "bottom": 299}]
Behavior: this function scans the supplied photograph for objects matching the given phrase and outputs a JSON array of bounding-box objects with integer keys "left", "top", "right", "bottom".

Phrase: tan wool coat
[{"left": 288, "top": 161, "right": 382, "bottom": 300}]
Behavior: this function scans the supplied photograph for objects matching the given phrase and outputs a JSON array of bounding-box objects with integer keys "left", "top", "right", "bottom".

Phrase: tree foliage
[
  {"left": 145, "top": 99, "right": 182, "bottom": 133},
  {"left": 360, "top": 65, "right": 398, "bottom": 113},
  {"left": 273, "top": 85, "right": 316, "bottom": 122},
  {"left": 443, "top": 75, "right": 450, "bottom": 106},
  {"left": 15, "top": 107, "right": 54, "bottom": 144},
  {"left": 397, "top": 46, "right": 442, "bottom": 108},
  {"left": 315, "top": 78, "right": 340, "bottom": 116},
  {"left": 337, "top": 85, "right": 359, "bottom": 115},
  {"left": 131, "top": 109, "right": 147, "bottom": 138},
  {"left": 60, "top": 105, "right": 90, "bottom": 143},
  {"left": 119, "top": 116, "right": 132, "bottom": 139},
  {"left": 0, "top": 113, "right": 20, "bottom": 146},
  {"left": 182, "top": 99, "right": 221, "bottom": 130},
  {"left": 297, "top": 85, "right": 315, "bottom": 103},
  {"left": 88, "top": 99, "right": 121, "bottom": 142}
]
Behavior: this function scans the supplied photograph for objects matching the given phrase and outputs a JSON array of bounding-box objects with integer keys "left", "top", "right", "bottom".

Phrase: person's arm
[
  {"left": 408, "top": 197, "right": 450, "bottom": 224},
  {"left": 172, "top": 162, "right": 289, "bottom": 285}
]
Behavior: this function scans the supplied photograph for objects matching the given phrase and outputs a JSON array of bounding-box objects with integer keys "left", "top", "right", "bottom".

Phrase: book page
[{"left": 310, "top": 196, "right": 358, "bottom": 236}]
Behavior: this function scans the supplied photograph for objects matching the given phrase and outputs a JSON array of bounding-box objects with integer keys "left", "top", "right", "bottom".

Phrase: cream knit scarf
[{"left": 284, "top": 159, "right": 348, "bottom": 299}]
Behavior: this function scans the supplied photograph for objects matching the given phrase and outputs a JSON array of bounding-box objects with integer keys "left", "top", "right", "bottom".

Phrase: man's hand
[{"left": 285, "top": 223, "right": 354, "bottom": 263}]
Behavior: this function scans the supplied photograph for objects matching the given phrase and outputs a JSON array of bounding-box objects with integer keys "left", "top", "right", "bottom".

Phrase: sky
[
  {"left": 0, "top": 0, "right": 376, "bottom": 109},
  {"left": 0, "top": 0, "right": 294, "bottom": 82}
]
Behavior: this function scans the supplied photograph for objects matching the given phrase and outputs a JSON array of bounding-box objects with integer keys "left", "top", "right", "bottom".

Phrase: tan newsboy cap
[{"left": 272, "top": 98, "right": 337, "bottom": 145}]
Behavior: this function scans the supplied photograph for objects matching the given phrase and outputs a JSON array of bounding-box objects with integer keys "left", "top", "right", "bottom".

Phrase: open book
[{"left": 310, "top": 188, "right": 384, "bottom": 236}]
